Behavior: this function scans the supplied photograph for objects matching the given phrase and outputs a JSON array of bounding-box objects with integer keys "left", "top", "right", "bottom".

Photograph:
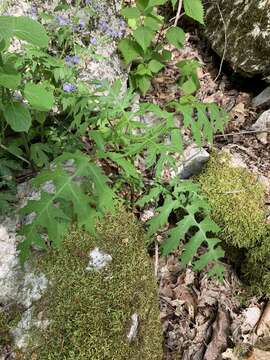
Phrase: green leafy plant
[
  {"left": 19, "top": 150, "right": 114, "bottom": 262},
  {"left": 137, "top": 178, "right": 225, "bottom": 279},
  {"left": 119, "top": 0, "right": 205, "bottom": 94}
]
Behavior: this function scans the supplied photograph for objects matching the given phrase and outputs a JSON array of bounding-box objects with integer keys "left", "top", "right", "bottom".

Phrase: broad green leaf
[
  {"left": 0, "top": 70, "right": 21, "bottom": 89},
  {"left": 183, "top": 0, "right": 204, "bottom": 24},
  {"left": 181, "top": 78, "right": 197, "bottom": 95},
  {"left": 136, "top": 0, "right": 149, "bottom": 12},
  {"left": 147, "top": 0, "right": 167, "bottom": 7},
  {"left": 0, "top": 16, "right": 49, "bottom": 47},
  {"left": 24, "top": 83, "right": 54, "bottom": 111},
  {"left": 0, "top": 17, "right": 13, "bottom": 39},
  {"left": 166, "top": 26, "right": 185, "bottom": 48},
  {"left": 121, "top": 7, "right": 141, "bottom": 18},
  {"left": 133, "top": 26, "right": 154, "bottom": 52},
  {"left": 148, "top": 59, "right": 164, "bottom": 73},
  {"left": 118, "top": 38, "right": 141, "bottom": 64},
  {"left": 136, "top": 75, "right": 151, "bottom": 95},
  {"left": 13, "top": 17, "right": 49, "bottom": 47},
  {"left": 135, "top": 64, "right": 152, "bottom": 76},
  {"left": 3, "top": 102, "right": 32, "bottom": 132},
  {"left": 144, "top": 16, "right": 161, "bottom": 31}
]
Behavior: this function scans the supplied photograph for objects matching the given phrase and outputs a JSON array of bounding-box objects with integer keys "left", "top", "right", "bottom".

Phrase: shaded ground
[{"left": 143, "top": 28, "right": 270, "bottom": 360}]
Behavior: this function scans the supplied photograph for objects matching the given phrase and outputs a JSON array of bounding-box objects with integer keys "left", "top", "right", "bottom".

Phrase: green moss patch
[
  {"left": 197, "top": 152, "right": 270, "bottom": 295},
  {"left": 21, "top": 209, "right": 162, "bottom": 359},
  {"left": 197, "top": 152, "right": 267, "bottom": 249}
]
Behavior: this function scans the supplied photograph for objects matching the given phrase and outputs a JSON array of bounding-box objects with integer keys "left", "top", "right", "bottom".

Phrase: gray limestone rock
[
  {"left": 177, "top": 145, "right": 210, "bottom": 179},
  {"left": 252, "top": 86, "right": 270, "bottom": 109},
  {"left": 204, "top": 0, "right": 270, "bottom": 79}
]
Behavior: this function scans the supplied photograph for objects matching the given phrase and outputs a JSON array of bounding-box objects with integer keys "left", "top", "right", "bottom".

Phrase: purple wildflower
[
  {"left": 65, "top": 55, "right": 80, "bottom": 67},
  {"left": 72, "top": 55, "right": 80, "bottom": 65},
  {"left": 30, "top": 6, "right": 38, "bottom": 20},
  {"left": 55, "top": 15, "right": 70, "bottom": 26},
  {"left": 63, "top": 83, "right": 76, "bottom": 93},
  {"left": 79, "top": 19, "right": 86, "bottom": 29},
  {"left": 90, "top": 37, "right": 97, "bottom": 46},
  {"left": 85, "top": 0, "right": 91, "bottom": 4},
  {"left": 119, "top": 19, "right": 126, "bottom": 27},
  {"left": 99, "top": 20, "right": 109, "bottom": 32},
  {"left": 65, "top": 55, "right": 72, "bottom": 67}
]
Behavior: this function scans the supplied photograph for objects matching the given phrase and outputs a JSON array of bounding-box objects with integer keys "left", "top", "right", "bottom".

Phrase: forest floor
[{"left": 143, "top": 28, "right": 270, "bottom": 360}]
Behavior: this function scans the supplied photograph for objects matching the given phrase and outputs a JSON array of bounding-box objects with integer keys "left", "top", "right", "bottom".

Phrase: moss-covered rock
[
  {"left": 17, "top": 210, "right": 162, "bottom": 359},
  {"left": 197, "top": 152, "right": 268, "bottom": 249},
  {"left": 197, "top": 152, "right": 270, "bottom": 294}
]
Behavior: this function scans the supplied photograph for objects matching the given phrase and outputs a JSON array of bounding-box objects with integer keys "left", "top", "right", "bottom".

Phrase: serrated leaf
[
  {"left": 162, "top": 215, "right": 194, "bottom": 255},
  {"left": 24, "top": 83, "right": 54, "bottom": 111},
  {"left": 183, "top": 0, "right": 204, "bottom": 24},
  {"left": 133, "top": 26, "right": 154, "bottom": 52},
  {"left": 19, "top": 151, "right": 114, "bottom": 263},
  {"left": 118, "top": 38, "right": 142, "bottom": 64},
  {"left": 107, "top": 152, "right": 140, "bottom": 179},
  {"left": 136, "top": 185, "right": 164, "bottom": 207},
  {"left": 166, "top": 26, "right": 185, "bottom": 48},
  {"left": 121, "top": 7, "right": 141, "bottom": 19},
  {"left": 3, "top": 102, "right": 32, "bottom": 132},
  {"left": 148, "top": 195, "right": 179, "bottom": 236}
]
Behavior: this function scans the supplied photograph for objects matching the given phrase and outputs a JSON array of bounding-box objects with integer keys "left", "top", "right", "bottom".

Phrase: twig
[
  {"left": 0, "top": 143, "right": 31, "bottom": 165},
  {"left": 155, "top": 242, "right": 159, "bottom": 278},
  {"left": 174, "top": 0, "right": 183, "bottom": 26},
  {"left": 214, "top": 129, "right": 270, "bottom": 138},
  {"left": 214, "top": 2, "right": 227, "bottom": 82}
]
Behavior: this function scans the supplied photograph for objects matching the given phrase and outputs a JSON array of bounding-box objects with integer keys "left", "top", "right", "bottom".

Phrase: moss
[
  {"left": 0, "top": 305, "right": 22, "bottom": 350},
  {"left": 197, "top": 152, "right": 268, "bottom": 249},
  {"left": 20, "top": 209, "right": 162, "bottom": 359},
  {"left": 197, "top": 152, "right": 270, "bottom": 295}
]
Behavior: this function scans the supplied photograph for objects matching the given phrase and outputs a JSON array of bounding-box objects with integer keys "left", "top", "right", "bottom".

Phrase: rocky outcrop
[{"left": 204, "top": 0, "right": 270, "bottom": 79}]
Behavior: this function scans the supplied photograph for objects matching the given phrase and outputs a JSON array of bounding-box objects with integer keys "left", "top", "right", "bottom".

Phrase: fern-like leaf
[
  {"left": 19, "top": 151, "right": 114, "bottom": 263},
  {"left": 141, "top": 178, "right": 225, "bottom": 278}
]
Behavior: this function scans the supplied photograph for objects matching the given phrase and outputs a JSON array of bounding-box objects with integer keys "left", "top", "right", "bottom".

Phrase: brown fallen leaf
[
  {"left": 172, "top": 284, "right": 197, "bottom": 319},
  {"left": 204, "top": 306, "right": 231, "bottom": 360}
]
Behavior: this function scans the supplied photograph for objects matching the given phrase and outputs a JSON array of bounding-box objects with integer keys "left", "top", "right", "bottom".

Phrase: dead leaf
[{"left": 204, "top": 307, "right": 231, "bottom": 360}]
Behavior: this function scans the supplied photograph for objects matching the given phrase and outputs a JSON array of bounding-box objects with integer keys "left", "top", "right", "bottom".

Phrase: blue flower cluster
[
  {"left": 65, "top": 55, "right": 80, "bottom": 67},
  {"left": 55, "top": 15, "right": 71, "bottom": 26},
  {"left": 63, "top": 83, "right": 77, "bottom": 93},
  {"left": 99, "top": 19, "right": 126, "bottom": 39}
]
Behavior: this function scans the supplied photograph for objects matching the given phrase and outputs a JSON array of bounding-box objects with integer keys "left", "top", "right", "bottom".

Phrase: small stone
[
  {"left": 255, "top": 302, "right": 270, "bottom": 350},
  {"left": 127, "top": 313, "right": 139, "bottom": 342},
  {"left": 251, "top": 109, "right": 270, "bottom": 144},
  {"left": 246, "top": 348, "right": 270, "bottom": 360},
  {"left": 86, "top": 247, "right": 112, "bottom": 271},
  {"left": 252, "top": 87, "right": 270, "bottom": 109},
  {"left": 242, "top": 306, "right": 261, "bottom": 333},
  {"left": 177, "top": 145, "right": 210, "bottom": 179}
]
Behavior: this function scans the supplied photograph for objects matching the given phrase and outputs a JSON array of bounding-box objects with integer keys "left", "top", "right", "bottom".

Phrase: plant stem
[{"left": 0, "top": 143, "right": 31, "bottom": 165}]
